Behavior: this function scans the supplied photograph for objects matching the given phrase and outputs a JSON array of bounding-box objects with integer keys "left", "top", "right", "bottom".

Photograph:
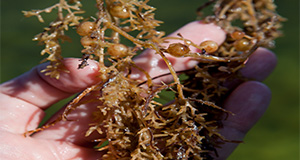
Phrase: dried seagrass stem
[
  {"left": 146, "top": 42, "right": 185, "bottom": 99},
  {"left": 23, "top": 0, "right": 284, "bottom": 159},
  {"left": 104, "top": 21, "right": 145, "bottom": 46},
  {"left": 105, "top": 19, "right": 185, "bottom": 99}
]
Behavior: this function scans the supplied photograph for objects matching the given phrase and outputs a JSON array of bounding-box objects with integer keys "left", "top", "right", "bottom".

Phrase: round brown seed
[
  {"left": 231, "top": 31, "right": 245, "bottom": 40},
  {"left": 234, "top": 38, "right": 251, "bottom": 51},
  {"left": 109, "top": 3, "right": 130, "bottom": 19},
  {"left": 107, "top": 43, "right": 129, "bottom": 59},
  {"left": 77, "top": 21, "right": 96, "bottom": 36},
  {"left": 199, "top": 40, "right": 218, "bottom": 54},
  {"left": 167, "top": 43, "right": 190, "bottom": 57},
  {"left": 80, "top": 36, "right": 96, "bottom": 46}
]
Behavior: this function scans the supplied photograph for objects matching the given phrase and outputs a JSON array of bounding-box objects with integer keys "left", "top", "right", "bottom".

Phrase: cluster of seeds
[{"left": 23, "top": 0, "right": 284, "bottom": 159}]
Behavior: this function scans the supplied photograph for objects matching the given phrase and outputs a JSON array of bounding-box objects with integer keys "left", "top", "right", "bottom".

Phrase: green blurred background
[{"left": 1, "top": 0, "right": 299, "bottom": 159}]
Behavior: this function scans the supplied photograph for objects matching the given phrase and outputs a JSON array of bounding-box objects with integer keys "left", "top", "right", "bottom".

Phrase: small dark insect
[
  {"left": 78, "top": 53, "right": 90, "bottom": 69},
  {"left": 201, "top": 48, "right": 207, "bottom": 54}
]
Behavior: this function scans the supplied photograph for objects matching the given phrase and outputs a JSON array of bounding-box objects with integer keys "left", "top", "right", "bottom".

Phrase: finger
[
  {"left": 0, "top": 131, "right": 102, "bottom": 159},
  {"left": 223, "top": 48, "right": 277, "bottom": 89},
  {"left": 240, "top": 48, "right": 277, "bottom": 81},
  {"left": 32, "top": 92, "right": 103, "bottom": 147},
  {"left": 215, "top": 81, "right": 271, "bottom": 159},
  {"left": 0, "top": 58, "right": 100, "bottom": 133},
  {"left": 131, "top": 21, "right": 226, "bottom": 83},
  {"left": 0, "top": 58, "right": 100, "bottom": 109}
]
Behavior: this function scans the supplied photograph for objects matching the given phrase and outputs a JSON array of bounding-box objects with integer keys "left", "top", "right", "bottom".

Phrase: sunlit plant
[{"left": 23, "top": 0, "right": 284, "bottom": 159}]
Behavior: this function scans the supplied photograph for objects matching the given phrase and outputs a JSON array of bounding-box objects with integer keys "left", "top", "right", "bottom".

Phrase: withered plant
[{"left": 23, "top": 0, "right": 284, "bottom": 159}]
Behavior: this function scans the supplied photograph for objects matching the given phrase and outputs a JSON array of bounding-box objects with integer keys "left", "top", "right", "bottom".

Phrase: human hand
[{"left": 0, "top": 21, "right": 277, "bottom": 159}]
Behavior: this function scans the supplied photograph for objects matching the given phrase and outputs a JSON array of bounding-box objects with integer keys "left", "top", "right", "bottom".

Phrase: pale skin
[{"left": 0, "top": 21, "right": 277, "bottom": 160}]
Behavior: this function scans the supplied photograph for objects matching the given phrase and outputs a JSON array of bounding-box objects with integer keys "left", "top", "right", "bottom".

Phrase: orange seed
[
  {"left": 199, "top": 40, "right": 218, "bottom": 54},
  {"left": 107, "top": 43, "right": 129, "bottom": 59},
  {"left": 77, "top": 21, "right": 96, "bottom": 36},
  {"left": 167, "top": 43, "right": 190, "bottom": 57}
]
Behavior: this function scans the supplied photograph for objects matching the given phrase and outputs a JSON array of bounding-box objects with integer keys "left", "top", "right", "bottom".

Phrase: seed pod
[
  {"left": 77, "top": 21, "right": 96, "bottom": 36},
  {"left": 167, "top": 43, "right": 190, "bottom": 57},
  {"left": 109, "top": 1, "right": 130, "bottom": 19},
  {"left": 199, "top": 40, "right": 218, "bottom": 54},
  {"left": 234, "top": 38, "right": 251, "bottom": 51},
  {"left": 107, "top": 43, "right": 129, "bottom": 59},
  {"left": 231, "top": 31, "right": 245, "bottom": 40}
]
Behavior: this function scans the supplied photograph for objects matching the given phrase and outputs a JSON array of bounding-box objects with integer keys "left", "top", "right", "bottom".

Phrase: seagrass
[{"left": 23, "top": 0, "right": 284, "bottom": 159}]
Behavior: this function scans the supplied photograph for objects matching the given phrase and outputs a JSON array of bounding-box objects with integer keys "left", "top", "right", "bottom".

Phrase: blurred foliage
[{"left": 1, "top": 0, "right": 299, "bottom": 159}]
